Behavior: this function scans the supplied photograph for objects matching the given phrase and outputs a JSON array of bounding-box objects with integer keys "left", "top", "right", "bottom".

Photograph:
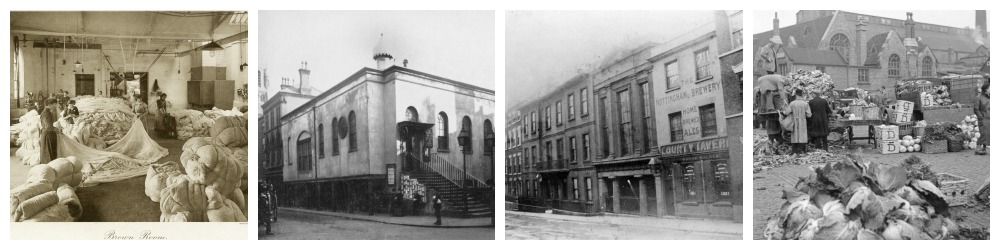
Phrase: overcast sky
[
  {"left": 753, "top": 10, "right": 988, "bottom": 34},
  {"left": 259, "top": 11, "right": 494, "bottom": 97},
  {"left": 505, "top": 10, "right": 722, "bottom": 108}
]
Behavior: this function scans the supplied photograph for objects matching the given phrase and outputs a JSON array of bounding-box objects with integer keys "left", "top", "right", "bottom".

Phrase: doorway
[
  {"left": 109, "top": 72, "right": 148, "bottom": 103},
  {"left": 74, "top": 74, "right": 95, "bottom": 96}
]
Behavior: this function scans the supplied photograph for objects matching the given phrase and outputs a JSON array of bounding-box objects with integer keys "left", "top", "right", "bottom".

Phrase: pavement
[
  {"left": 752, "top": 138, "right": 991, "bottom": 239},
  {"left": 505, "top": 211, "right": 742, "bottom": 240},
  {"left": 259, "top": 208, "right": 495, "bottom": 240},
  {"left": 278, "top": 207, "right": 494, "bottom": 228},
  {"left": 505, "top": 211, "right": 743, "bottom": 239}
]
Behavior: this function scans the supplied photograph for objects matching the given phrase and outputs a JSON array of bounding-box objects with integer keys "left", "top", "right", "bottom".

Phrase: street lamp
[{"left": 647, "top": 157, "right": 662, "bottom": 176}]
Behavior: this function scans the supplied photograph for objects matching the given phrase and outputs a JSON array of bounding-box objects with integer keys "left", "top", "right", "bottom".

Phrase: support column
[
  {"left": 638, "top": 177, "right": 649, "bottom": 215},
  {"left": 655, "top": 175, "right": 667, "bottom": 217},
  {"left": 612, "top": 177, "right": 621, "bottom": 213}
]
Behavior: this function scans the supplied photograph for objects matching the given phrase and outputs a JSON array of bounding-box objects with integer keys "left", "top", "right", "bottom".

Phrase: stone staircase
[{"left": 405, "top": 154, "right": 493, "bottom": 218}]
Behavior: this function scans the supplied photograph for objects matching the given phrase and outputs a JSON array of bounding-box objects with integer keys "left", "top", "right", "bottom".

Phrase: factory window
[
  {"left": 829, "top": 33, "right": 850, "bottom": 60},
  {"left": 349, "top": 111, "right": 357, "bottom": 151},
  {"left": 889, "top": 54, "right": 901, "bottom": 77},
  {"left": 331, "top": 118, "right": 339, "bottom": 155},
  {"left": 297, "top": 132, "right": 312, "bottom": 172},
  {"left": 665, "top": 61, "right": 679, "bottom": 90},
  {"left": 699, "top": 104, "right": 718, "bottom": 137},
  {"left": 669, "top": 112, "right": 683, "bottom": 142},
  {"left": 580, "top": 88, "right": 590, "bottom": 115},
  {"left": 582, "top": 134, "right": 590, "bottom": 160},
  {"left": 461, "top": 116, "right": 473, "bottom": 154},
  {"left": 569, "top": 136, "right": 577, "bottom": 162},
  {"left": 318, "top": 123, "right": 324, "bottom": 158},
  {"left": 858, "top": 69, "right": 870, "bottom": 84},
  {"left": 922, "top": 56, "right": 933, "bottom": 76},
  {"left": 695, "top": 48, "right": 711, "bottom": 81},
  {"left": 437, "top": 112, "right": 449, "bottom": 151},
  {"left": 556, "top": 101, "right": 563, "bottom": 125},
  {"left": 617, "top": 89, "right": 633, "bottom": 156},
  {"left": 568, "top": 94, "right": 576, "bottom": 120},
  {"left": 484, "top": 119, "right": 493, "bottom": 156}
]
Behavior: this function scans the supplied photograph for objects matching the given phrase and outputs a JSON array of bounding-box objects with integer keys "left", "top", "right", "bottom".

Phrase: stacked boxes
[
  {"left": 890, "top": 100, "right": 914, "bottom": 124},
  {"left": 876, "top": 125, "right": 901, "bottom": 154}
]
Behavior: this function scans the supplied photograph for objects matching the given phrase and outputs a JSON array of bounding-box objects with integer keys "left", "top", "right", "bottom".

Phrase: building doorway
[{"left": 74, "top": 74, "right": 95, "bottom": 96}]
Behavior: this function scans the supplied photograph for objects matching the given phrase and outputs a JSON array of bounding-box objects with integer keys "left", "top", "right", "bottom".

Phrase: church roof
[
  {"left": 753, "top": 15, "right": 834, "bottom": 52},
  {"left": 783, "top": 47, "right": 848, "bottom": 66}
]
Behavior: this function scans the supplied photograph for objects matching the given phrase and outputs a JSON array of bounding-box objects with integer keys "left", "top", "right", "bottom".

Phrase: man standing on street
[
  {"left": 808, "top": 90, "right": 833, "bottom": 151},
  {"left": 433, "top": 193, "right": 443, "bottom": 226}
]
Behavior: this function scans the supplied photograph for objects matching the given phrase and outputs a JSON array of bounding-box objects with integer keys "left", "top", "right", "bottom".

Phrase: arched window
[
  {"left": 461, "top": 116, "right": 473, "bottom": 154},
  {"left": 349, "top": 111, "right": 358, "bottom": 151},
  {"left": 318, "top": 123, "right": 325, "bottom": 158},
  {"left": 484, "top": 119, "right": 494, "bottom": 156},
  {"left": 888, "top": 54, "right": 900, "bottom": 77},
  {"left": 922, "top": 56, "right": 933, "bottom": 76},
  {"left": 297, "top": 132, "right": 312, "bottom": 172},
  {"left": 331, "top": 117, "right": 339, "bottom": 155},
  {"left": 828, "top": 33, "right": 850, "bottom": 60},
  {"left": 437, "top": 112, "right": 449, "bottom": 150},
  {"left": 405, "top": 107, "right": 419, "bottom": 122}
]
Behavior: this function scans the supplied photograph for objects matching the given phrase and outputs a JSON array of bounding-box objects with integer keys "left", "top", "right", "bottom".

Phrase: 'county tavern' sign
[{"left": 659, "top": 137, "right": 728, "bottom": 157}]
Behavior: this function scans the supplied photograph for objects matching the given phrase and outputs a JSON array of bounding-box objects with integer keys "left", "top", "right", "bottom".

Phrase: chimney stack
[
  {"left": 976, "top": 10, "right": 988, "bottom": 37},
  {"left": 773, "top": 12, "right": 780, "bottom": 38},
  {"left": 855, "top": 21, "right": 868, "bottom": 66},
  {"left": 299, "top": 61, "right": 311, "bottom": 95},
  {"left": 715, "top": 10, "right": 734, "bottom": 53}
]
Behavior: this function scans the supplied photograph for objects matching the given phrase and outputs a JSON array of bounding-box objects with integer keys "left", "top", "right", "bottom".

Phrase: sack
[{"left": 780, "top": 113, "right": 795, "bottom": 131}]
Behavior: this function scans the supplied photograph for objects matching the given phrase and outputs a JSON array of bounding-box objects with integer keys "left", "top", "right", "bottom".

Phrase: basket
[
  {"left": 947, "top": 139, "right": 966, "bottom": 152},
  {"left": 913, "top": 126, "right": 926, "bottom": 137},
  {"left": 896, "top": 122, "right": 914, "bottom": 137},
  {"left": 922, "top": 140, "right": 948, "bottom": 154},
  {"left": 936, "top": 173, "right": 971, "bottom": 206}
]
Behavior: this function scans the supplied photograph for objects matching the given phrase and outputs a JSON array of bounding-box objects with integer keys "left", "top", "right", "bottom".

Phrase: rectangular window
[
  {"left": 546, "top": 141, "right": 553, "bottom": 162},
  {"left": 729, "top": 12, "right": 743, "bottom": 48},
  {"left": 712, "top": 160, "right": 731, "bottom": 202},
  {"left": 731, "top": 29, "right": 743, "bottom": 48},
  {"left": 599, "top": 97, "right": 610, "bottom": 157},
  {"left": 617, "top": 90, "right": 633, "bottom": 155},
  {"left": 580, "top": 88, "right": 589, "bottom": 115},
  {"left": 699, "top": 104, "right": 718, "bottom": 137},
  {"left": 582, "top": 134, "right": 590, "bottom": 161},
  {"left": 695, "top": 48, "right": 711, "bottom": 80},
  {"left": 556, "top": 139, "right": 564, "bottom": 160},
  {"left": 585, "top": 177, "right": 593, "bottom": 201},
  {"left": 573, "top": 178, "right": 579, "bottom": 200},
  {"left": 858, "top": 68, "right": 870, "bottom": 84},
  {"left": 331, "top": 124, "right": 340, "bottom": 156},
  {"left": 556, "top": 101, "right": 563, "bottom": 125},
  {"left": 778, "top": 63, "right": 789, "bottom": 76},
  {"left": 531, "top": 112, "right": 537, "bottom": 133},
  {"left": 664, "top": 61, "right": 679, "bottom": 90},
  {"left": 318, "top": 124, "right": 325, "bottom": 158},
  {"left": 568, "top": 94, "right": 576, "bottom": 119},
  {"left": 545, "top": 106, "right": 552, "bottom": 129},
  {"left": 669, "top": 112, "right": 683, "bottom": 142},
  {"left": 640, "top": 83, "right": 654, "bottom": 152},
  {"left": 569, "top": 137, "right": 577, "bottom": 162}
]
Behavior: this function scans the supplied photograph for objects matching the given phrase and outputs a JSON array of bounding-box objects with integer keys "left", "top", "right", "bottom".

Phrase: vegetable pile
[
  {"left": 763, "top": 154, "right": 960, "bottom": 240},
  {"left": 752, "top": 135, "right": 839, "bottom": 173},
  {"left": 921, "top": 86, "right": 955, "bottom": 107},
  {"left": 957, "top": 115, "right": 982, "bottom": 149},
  {"left": 785, "top": 69, "right": 834, "bottom": 97}
]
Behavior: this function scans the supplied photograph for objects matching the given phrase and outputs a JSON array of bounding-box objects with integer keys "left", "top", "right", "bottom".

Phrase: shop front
[
  {"left": 596, "top": 159, "right": 660, "bottom": 217},
  {"left": 658, "top": 137, "right": 734, "bottom": 220}
]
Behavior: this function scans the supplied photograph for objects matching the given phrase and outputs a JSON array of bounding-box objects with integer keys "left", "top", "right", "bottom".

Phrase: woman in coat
[
  {"left": 974, "top": 81, "right": 989, "bottom": 155},
  {"left": 783, "top": 89, "right": 812, "bottom": 154},
  {"left": 38, "top": 98, "right": 60, "bottom": 163}
]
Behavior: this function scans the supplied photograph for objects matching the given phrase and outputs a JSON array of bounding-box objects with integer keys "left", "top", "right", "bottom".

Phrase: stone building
[
  {"left": 273, "top": 36, "right": 495, "bottom": 217},
  {"left": 753, "top": 10, "right": 989, "bottom": 91}
]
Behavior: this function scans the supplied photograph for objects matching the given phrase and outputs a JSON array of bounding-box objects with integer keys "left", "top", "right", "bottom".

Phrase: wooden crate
[{"left": 937, "top": 173, "right": 971, "bottom": 206}]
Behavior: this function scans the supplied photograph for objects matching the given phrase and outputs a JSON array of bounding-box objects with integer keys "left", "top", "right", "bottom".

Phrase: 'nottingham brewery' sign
[{"left": 659, "top": 137, "right": 728, "bottom": 157}]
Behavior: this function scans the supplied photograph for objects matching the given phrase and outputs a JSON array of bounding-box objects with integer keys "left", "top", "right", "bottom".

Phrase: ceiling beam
[
  {"left": 175, "top": 30, "right": 247, "bottom": 57},
  {"left": 146, "top": 12, "right": 158, "bottom": 36},
  {"left": 11, "top": 29, "right": 212, "bottom": 42}
]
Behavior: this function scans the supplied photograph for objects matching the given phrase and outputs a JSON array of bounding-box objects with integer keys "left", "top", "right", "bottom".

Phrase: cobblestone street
[
  {"left": 505, "top": 211, "right": 741, "bottom": 240},
  {"left": 752, "top": 138, "right": 991, "bottom": 239}
]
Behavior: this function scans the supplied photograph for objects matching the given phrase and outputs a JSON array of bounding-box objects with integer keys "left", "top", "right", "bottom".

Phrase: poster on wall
[{"left": 387, "top": 164, "right": 395, "bottom": 185}]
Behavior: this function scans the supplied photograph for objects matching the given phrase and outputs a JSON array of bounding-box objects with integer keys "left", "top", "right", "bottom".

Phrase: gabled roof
[
  {"left": 918, "top": 31, "right": 983, "bottom": 52},
  {"left": 783, "top": 47, "right": 848, "bottom": 66},
  {"left": 864, "top": 32, "right": 890, "bottom": 66},
  {"left": 752, "top": 15, "right": 834, "bottom": 52}
]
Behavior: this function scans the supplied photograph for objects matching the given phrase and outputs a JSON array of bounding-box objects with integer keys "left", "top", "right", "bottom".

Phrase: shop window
[
  {"left": 669, "top": 112, "right": 683, "bottom": 142},
  {"left": 712, "top": 160, "right": 732, "bottom": 202},
  {"left": 617, "top": 89, "right": 633, "bottom": 155},
  {"left": 699, "top": 104, "right": 718, "bottom": 137},
  {"left": 682, "top": 163, "right": 698, "bottom": 202}
]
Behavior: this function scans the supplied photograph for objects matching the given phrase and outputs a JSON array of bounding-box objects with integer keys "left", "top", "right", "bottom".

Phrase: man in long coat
[
  {"left": 783, "top": 89, "right": 812, "bottom": 154},
  {"left": 807, "top": 91, "right": 833, "bottom": 151}
]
